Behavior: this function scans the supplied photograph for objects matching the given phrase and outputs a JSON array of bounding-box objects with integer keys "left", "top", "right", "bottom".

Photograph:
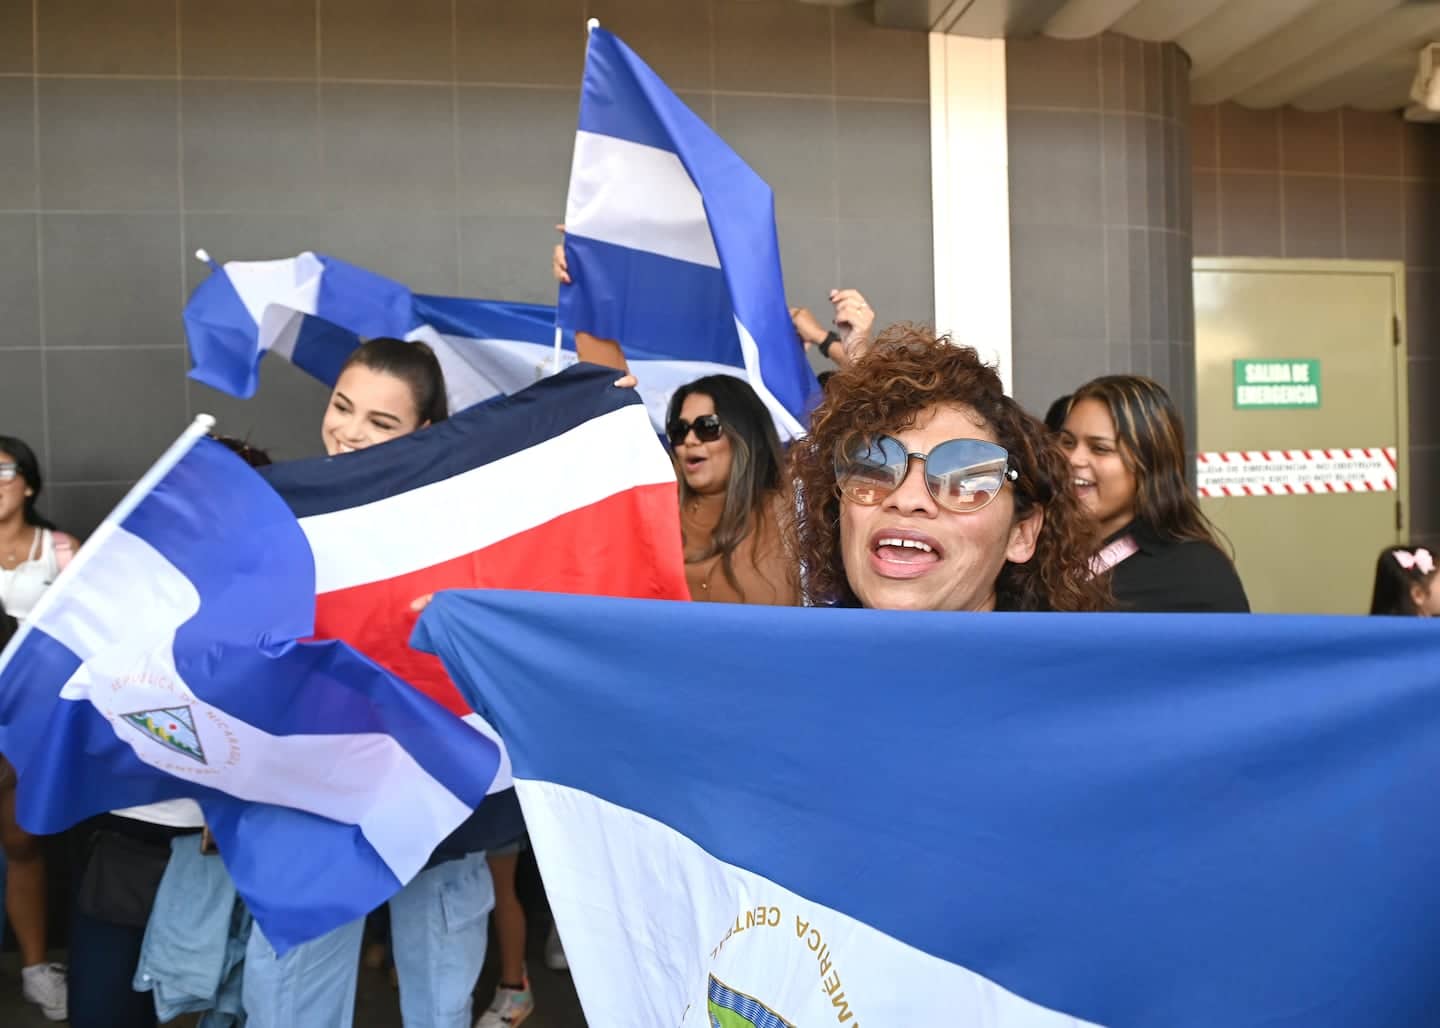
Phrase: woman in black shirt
[{"left": 1057, "top": 376, "right": 1249, "bottom": 613}]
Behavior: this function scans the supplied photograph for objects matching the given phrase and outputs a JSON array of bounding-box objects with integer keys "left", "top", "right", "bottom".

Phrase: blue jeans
[{"left": 243, "top": 853, "right": 493, "bottom": 1028}]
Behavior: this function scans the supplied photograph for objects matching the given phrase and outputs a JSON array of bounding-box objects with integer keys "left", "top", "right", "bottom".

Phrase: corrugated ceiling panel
[
  {"left": 1191, "top": 0, "right": 1406, "bottom": 104},
  {"left": 1237, "top": 5, "right": 1440, "bottom": 107}
]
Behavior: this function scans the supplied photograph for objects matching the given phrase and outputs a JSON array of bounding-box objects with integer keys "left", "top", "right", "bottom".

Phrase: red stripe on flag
[{"left": 312, "top": 483, "right": 687, "bottom": 715}]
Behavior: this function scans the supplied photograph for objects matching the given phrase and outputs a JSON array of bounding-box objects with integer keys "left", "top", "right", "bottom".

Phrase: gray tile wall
[
  {"left": 0, "top": 0, "right": 932, "bottom": 537},
  {"left": 1192, "top": 104, "right": 1440, "bottom": 545},
  {"left": 1006, "top": 34, "right": 1195, "bottom": 435}
]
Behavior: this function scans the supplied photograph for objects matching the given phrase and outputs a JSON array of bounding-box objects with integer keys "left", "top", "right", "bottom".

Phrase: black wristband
[{"left": 818, "top": 331, "right": 840, "bottom": 360}]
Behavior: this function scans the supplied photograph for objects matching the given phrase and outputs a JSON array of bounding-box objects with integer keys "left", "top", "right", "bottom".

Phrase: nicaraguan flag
[
  {"left": 560, "top": 27, "right": 820, "bottom": 439},
  {"left": 0, "top": 419, "right": 502, "bottom": 953},
  {"left": 184, "top": 250, "right": 564, "bottom": 416},
  {"left": 260, "top": 363, "right": 691, "bottom": 796},
  {"left": 415, "top": 591, "right": 1440, "bottom": 1028}
]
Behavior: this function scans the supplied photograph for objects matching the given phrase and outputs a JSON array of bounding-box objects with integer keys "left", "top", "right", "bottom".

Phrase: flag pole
[
  {"left": 0, "top": 414, "right": 217, "bottom": 671},
  {"left": 552, "top": 17, "right": 601, "bottom": 374}
]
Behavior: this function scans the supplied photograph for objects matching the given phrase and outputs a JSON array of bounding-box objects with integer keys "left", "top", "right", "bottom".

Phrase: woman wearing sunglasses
[
  {"left": 667, "top": 376, "right": 798, "bottom": 605},
  {"left": 788, "top": 328, "right": 1107, "bottom": 613},
  {"left": 1058, "top": 376, "right": 1249, "bottom": 613}
]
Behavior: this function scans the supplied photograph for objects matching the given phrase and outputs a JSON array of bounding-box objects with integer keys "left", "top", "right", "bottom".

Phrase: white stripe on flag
[
  {"left": 225, "top": 253, "right": 323, "bottom": 347},
  {"left": 517, "top": 779, "right": 1100, "bottom": 1028},
  {"left": 565, "top": 130, "right": 721, "bottom": 269},
  {"left": 48, "top": 527, "right": 471, "bottom": 883},
  {"left": 301, "top": 404, "right": 676, "bottom": 593}
]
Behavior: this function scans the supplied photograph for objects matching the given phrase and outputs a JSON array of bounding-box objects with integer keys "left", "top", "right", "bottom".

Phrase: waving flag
[
  {"left": 183, "top": 250, "right": 563, "bottom": 415},
  {"left": 260, "top": 363, "right": 690, "bottom": 794},
  {"left": 0, "top": 419, "right": 501, "bottom": 954},
  {"left": 416, "top": 591, "right": 1440, "bottom": 1028},
  {"left": 559, "top": 27, "right": 820, "bottom": 440}
]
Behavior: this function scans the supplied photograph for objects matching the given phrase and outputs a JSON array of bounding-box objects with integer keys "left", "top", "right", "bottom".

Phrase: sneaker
[
  {"left": 475, "top": 981, "right": 535, "bottom": 1027},
  {"left": 544, "top": 925, "right": 569, "bottom": 972},
  {"left": 21, "top": 963, "right": 67, "bottom": 1022}
]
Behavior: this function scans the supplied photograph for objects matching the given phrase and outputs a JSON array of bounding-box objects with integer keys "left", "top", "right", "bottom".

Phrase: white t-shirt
[
  {"left": 0, "top": 528, "right": 60, "bottom": 620},
  {"left": 111, "top": 800, "right": 205, "bottom": 829}
]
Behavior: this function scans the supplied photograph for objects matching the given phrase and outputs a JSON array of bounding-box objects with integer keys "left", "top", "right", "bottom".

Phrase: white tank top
[{"left": 0, "top": 528, "right": 60, "bottom": 621}]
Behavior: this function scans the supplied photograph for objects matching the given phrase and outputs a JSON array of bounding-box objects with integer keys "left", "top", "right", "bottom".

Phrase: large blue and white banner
[
  {"left": 559, "top": 27, "right": 820, "bottom": 440},
  {"left": 0, "top": 419, "right": 500, "bottom": 952},
  {"left": 416, "top": 590, "right": 1440, "bottom": 1027}
]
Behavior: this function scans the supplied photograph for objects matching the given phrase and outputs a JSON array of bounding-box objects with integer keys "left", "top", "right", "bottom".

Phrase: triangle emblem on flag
[{"left": 120, "top": 705, "right": 207, "bottom": 765}]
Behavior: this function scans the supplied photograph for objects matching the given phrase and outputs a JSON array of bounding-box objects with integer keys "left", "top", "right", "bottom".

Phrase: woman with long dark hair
[
  {"left": 668, "top": 375, "right": 797, "bottom": 604},
  {"left": 1369, "top": 545, "right": 1440, "bottom": 616},
  {"left": 0, "top": 434, "right": 75, "bottom": 1022},
  {"left": 1058, "top": 376, "right": 1249, "bottom": 613}
]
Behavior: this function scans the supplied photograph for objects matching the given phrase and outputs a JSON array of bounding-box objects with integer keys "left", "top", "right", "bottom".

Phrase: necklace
[{"left": 0, "top": 526, "right": 35, "bottom": 569}]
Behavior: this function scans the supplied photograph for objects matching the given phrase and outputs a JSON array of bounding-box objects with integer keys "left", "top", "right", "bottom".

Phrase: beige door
[{"left": 1193, "top": 259, "right": 1408, "bottom": 614}]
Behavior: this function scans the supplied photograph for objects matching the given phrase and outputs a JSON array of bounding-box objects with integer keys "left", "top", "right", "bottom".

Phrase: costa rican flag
[
  {"left": 259, "top": 363, "right": 691, "bottom": 793},
  {"left": 558, "top": 26, "right": 821, "bottom": 440}
]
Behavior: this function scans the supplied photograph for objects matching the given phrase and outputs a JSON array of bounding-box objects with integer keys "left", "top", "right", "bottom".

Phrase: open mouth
[
  {"left": 683, "top": 455, "right": 707, "bottom": 471},
  {"left": 868, "top": 530, "right": 943, "bottom": 579}
]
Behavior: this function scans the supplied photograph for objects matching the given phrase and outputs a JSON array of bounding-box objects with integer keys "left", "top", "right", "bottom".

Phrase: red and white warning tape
[{"left": 1196, "top": 447, "right": 1397, "bottom": 498}]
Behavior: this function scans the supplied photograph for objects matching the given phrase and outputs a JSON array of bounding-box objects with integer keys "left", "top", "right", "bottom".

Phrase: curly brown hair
[{"left": 786, "top": 326, "right": 1110, "bottom": 612}]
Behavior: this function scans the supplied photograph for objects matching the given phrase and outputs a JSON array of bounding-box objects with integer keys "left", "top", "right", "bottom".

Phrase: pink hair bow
[{"left": 1394, "top": 548, "right": 1435, "bottom": 575}]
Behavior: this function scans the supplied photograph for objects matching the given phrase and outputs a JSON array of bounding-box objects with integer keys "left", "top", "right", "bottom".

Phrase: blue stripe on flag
[
  {"left": 415, "top": 590, "right": 1440, "bottom": 1028},
  {"left": 314, "top": 255, "right": 418, "bottom": 339},
  {"left": 557, "top": 235, "right": 741, "bottom": 366},
  {"left": 289, "top": 313, "right": 362, "bottom": 387},
  {"left": 413, "top": 296, "right": 561, "bottom": 348},
  {"left": 261, "top": 362, "right": 642, "bottom": 519},
  {"left": 183, "top": 269, "right": 264, "bottom": 397},
  {"left": 573, "top": 30, "right": 673, "bottom": 151}
]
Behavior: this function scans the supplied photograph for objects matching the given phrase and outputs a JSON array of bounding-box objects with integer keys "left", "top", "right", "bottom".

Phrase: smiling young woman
[{"left": 1058, "top": 376, "right": 1249, "bottom": 613}]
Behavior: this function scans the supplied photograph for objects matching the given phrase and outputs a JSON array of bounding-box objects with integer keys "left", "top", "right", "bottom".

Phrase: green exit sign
[{"left": 1234, "top": 359, "right": 1321, "bottom": 409}]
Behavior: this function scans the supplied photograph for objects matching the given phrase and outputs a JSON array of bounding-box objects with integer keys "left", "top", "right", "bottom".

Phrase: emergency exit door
[{"left": 1193, "top": 259, "right": 1408, "bottom": 614}]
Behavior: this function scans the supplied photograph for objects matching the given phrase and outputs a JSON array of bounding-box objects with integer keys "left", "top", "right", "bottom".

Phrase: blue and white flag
[
  {"left": 0, "top": 419, "right": 501, "bottom": 953},
  {"left": 415, "top": 591, "right": 1440, "bottom": 1028},
  {"left": 184, "top": 251, "right": 563, "bottom": 416},
  {"left": 559, "top": 27, "right": 821, "bottom": 440}
]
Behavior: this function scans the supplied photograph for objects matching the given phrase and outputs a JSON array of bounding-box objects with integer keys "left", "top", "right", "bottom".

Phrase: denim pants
[{"left": 243, "top": 853, "right": 494, "bottom": 1028}]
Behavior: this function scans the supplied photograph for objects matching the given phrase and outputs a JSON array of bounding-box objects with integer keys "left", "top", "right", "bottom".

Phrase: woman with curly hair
[
  {"left": 788, "top": 326, "right": 1109, "bottom": 613},
  {"left": 1058, "top": 376, "right": 1249, "bottom": 613}
]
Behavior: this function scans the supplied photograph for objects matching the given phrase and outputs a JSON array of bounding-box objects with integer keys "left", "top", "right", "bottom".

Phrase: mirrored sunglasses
[{"left": 835, "top": 434, "right": 1018, "bottom": 514}]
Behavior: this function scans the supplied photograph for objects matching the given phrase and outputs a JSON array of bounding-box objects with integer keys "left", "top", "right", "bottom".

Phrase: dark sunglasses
[
  {"left": 666, "top": 414, "right": 723, "bottom": 448},
  {"left": 835, "top": 434, "right": 1019, "bottom": 514}
]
